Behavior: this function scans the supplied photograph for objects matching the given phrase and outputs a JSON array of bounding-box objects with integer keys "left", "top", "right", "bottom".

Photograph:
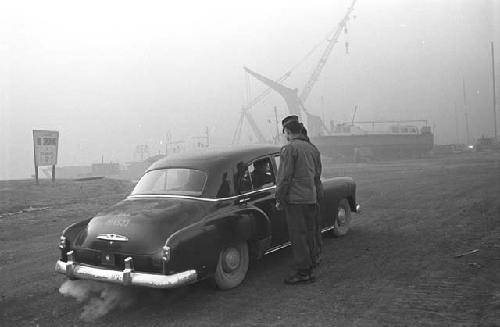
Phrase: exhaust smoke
[{"left": 59, "top": 280, "right": 135, "bottom": 321}]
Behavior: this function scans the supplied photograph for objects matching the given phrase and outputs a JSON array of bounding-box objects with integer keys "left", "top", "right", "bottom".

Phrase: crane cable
[
  {"left": 242, "top": 27, "right": 333, "bottom": 112},
  {"left": 239, "top": 0, "right": 356, "bottom": 143}
]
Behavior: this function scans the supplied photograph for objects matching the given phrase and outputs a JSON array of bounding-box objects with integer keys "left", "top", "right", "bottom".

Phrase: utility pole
[
  {"left": 321, "top": 96, "right": 326, "bottom": 124},
  {"left": 454, "top": 102, "right": 459, "bottom": 144},
  {"left": 165, "top": 131, "right": 170, "bottom": 156},
  {"left": 463, "top": 79, "right": 471, "bottom": 145},
  {"left": 205, "top": 126, "right": 210, "bottom": 147},
  {"left": 492, "top": 42, "right": 498, "bottom": 140},
  {"left": 273, "top": 106, "right": 280, "bottom": 144},
  {"left": 433, "top": 123, "right": 437, "bottom": 144},
  {"left": 465, "top": 112, "right": 471, "bottom": 145},
  {"left": 351, "top": 105, "right": 358, "bottom": 125}
]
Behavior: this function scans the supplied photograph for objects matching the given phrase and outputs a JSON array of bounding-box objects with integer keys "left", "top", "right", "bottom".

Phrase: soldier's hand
[{"left": 276, "top": 201, "right": 285, "bottom": 211}]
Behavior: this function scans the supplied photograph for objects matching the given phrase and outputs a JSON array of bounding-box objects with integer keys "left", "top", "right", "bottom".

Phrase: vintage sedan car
[{"left": 55, "top": 145, "right": 359, "bottom": 290}]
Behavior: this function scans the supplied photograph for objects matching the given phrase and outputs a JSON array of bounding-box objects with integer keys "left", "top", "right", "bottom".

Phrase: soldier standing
[
  {"left": 281, "top": 115, "right": 323, "bottom": 267},
  {"left": 276, "top": 117, "right": 323, "bottom": 284}
]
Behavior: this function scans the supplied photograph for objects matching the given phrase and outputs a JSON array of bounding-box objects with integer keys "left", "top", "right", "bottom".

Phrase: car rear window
[{"left": 132, "top": 168, "right": 207, "bottom": 196}]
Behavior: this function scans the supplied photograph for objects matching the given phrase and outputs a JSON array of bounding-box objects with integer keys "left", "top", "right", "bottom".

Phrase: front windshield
[{"left": 132, "top": 168, "right": 207, "bottom": 196}]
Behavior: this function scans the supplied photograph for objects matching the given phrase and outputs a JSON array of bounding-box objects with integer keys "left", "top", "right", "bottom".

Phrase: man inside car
[{"left": 251, "top": 160, "right": 273, "bottom": 189}]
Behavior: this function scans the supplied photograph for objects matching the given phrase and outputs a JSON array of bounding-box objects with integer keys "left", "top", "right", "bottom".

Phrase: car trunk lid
[{"left": 73, "top": 197, "right": 211, "bottom": 255}]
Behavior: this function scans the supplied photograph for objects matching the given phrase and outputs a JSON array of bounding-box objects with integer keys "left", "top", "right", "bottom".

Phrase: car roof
[{"left": 148, "top": 144, "right": 281, "bottom": 172}]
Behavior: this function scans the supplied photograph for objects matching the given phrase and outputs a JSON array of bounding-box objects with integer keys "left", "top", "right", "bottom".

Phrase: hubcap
[
  {"left": 337, "top": 208, "right": 347, "bottom": 226},
  {"left": 222, "top": 247, "right": 241, "bottom": 273}
]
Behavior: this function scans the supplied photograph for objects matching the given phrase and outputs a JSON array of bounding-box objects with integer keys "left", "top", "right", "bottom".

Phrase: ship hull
[{"left": 311, "top": 133, "right": 434, "bottom": 161}]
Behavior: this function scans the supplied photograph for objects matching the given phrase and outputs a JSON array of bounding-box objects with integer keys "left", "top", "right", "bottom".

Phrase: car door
[
  {"left": 268, "top": 154, "right": 288, "bottom": 245},
  {"left": 237, "top": 156, "right": 288, "bottom": 246}
]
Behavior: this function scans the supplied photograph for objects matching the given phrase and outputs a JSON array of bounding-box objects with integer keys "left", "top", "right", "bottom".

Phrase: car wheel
[
  {"left": 326, "top": 198, "right": 351, "bottom": 238},
  {"left": 214, "top": 242, "right": 249, "bottom": 290}
]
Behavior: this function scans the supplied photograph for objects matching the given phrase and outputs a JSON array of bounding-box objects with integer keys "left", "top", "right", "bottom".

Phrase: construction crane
[
  {"left": 232, "top": 72, "right": 292, "bottom": 144},
  {"left": 299, "top": 0, "right": 357, "bottom": 103},
  {"left": 232, "top": 109, "right": 267, "bottom": 144},
  {"left": 233, "top": 0, "right": 357, "bottom": 144}
]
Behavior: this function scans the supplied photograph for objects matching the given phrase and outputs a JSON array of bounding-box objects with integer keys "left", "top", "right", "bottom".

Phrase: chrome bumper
[{"left": 55, "top": 251, "right": 197, "bottom": 289}]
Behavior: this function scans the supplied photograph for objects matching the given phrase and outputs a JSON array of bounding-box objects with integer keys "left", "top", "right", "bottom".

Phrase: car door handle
[{"left": 238, "top": 197, "right": 251, "bottom": 204}]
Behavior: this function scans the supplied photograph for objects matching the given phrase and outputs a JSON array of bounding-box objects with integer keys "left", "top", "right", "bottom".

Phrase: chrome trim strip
[
  {"left": 263, "top": 225, "right": 336, "bottom": 255},
  {"left": 128, "top": 194, "right": 225, "bottom": 201},
  {"left": 55, "top": 259, "right": 197, "bottom": 289},
  {"left": 321, "top": 226, "right": 335, "bottom": 232},
  {"left": 128, "top": 186, "right": 277, "bottom": 202},
  {"left": 256, "top": 185, "right": 277, "bottom": 191},
  {"left": 264, "top": 242, "right": 291, "bottom": 255}
]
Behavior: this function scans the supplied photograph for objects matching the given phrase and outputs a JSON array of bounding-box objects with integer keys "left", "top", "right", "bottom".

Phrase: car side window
[
  {"left": 249, "top": 158, "right": 275, "bottom": 190},
  {"left": 235, "top": 160, "right": 253, "bottom": 194},
  {"left": 239, "top": 169, "right": 253, "bottom": 194}
]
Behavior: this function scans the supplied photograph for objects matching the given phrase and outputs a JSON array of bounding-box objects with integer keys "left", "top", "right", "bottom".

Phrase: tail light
[
  {"left": 59, "top": 236, "right": 70, "bottom": 261},
  {"left": 162, "top": 245, "right": 171, "bottom": 262},
  {"left": 59, "top": 236, "right": 67, "bottom": 249}
]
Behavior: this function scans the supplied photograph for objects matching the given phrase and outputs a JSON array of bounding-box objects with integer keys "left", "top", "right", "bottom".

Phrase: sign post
[{"left": 33, "top": 130, "right": 59, "bottom": 184}]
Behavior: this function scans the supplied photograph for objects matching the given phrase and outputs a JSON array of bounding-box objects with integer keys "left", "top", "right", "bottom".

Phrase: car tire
[
  {"left": 326, "top": 198, "right": 351, "bottom": 238},
  {"left": 214, "top": 242, "right": 249, "bottom": 290}
]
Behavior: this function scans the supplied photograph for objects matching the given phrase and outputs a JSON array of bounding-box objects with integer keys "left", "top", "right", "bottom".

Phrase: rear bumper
[{"left": 55, "top": 251, "right": 197, "bottom": 289}]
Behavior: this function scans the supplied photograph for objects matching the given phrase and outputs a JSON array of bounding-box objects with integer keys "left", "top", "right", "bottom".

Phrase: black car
[{"left": 56, "top": 145, "right": 359, "bottom": 290}]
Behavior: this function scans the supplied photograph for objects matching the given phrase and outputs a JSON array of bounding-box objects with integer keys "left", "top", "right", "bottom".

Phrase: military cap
[{"left": 281, "top": 115, "right": 299, "bottom": 127}]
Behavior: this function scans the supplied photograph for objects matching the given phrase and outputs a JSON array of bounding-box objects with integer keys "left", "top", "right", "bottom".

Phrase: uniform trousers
[{"left": 285, "top": 203, "right": 320, "bottom": 273}]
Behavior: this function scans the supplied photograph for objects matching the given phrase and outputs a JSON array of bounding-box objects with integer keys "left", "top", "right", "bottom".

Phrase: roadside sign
[
  {"left": 33, "top": 130, "right": 59, "bottom": 165},
  {"left": 33, "top": 130, "right": 59, "bottom": 183}
]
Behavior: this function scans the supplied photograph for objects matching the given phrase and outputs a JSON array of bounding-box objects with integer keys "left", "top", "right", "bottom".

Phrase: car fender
[
  {"left": 165, "top": 205, "right": 271, "bottom": 278},
  {"left": 62, "top": 218, "right": 92, "bottom": 241},
  {"left": 321, "top": 177, "right": 357, "bottom": 225},
  {"left": 232, "top": 205, "right": 272, "bottom": 259}
]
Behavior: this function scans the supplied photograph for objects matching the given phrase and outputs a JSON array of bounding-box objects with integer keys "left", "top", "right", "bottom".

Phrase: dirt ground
[{"left": 0, "top": 152, "right": 499, "bottom": 327}]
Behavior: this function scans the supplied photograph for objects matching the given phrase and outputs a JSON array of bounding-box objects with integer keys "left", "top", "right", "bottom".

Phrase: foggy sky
[{"left": 1, "top": 0, "right": 499, "bottom": 179}]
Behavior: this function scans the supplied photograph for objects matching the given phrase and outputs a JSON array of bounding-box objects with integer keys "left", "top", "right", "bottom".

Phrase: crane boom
[
  {"left": 234, "top": 0, "right": 358, "bottom": 144},
  {"left": 244, "top": 111, "right": 267, "bottom": 143},
  {"left": 243, "top": 72, "right": 291, "bottom": 111},
  {"left": 299, "top": 0, "right": 357, "bottom": 103}
]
